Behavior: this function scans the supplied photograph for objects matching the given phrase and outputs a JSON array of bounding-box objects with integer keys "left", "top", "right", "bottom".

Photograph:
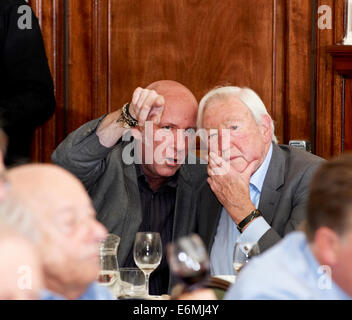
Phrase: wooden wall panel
[
  {"left": 67, "top": 0, "right": 94, "bottom": 132},
  {"left": 315, "top": 0, "right": 345, "bottom": 159},
  {"left": 29, "top": 0, "right": 340, "bottom": 162},
  {"left": 284, "top": 0, "right": 313, "bottom": 144},
  {"left": 29, "top": 0, "right": 65, "bottom": 163},
  {"left": 108, "top": 0, "right": 275, "bottom": 123}
]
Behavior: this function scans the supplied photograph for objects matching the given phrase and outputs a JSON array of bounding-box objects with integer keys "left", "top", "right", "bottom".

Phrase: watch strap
[{"left": 237, "top": 209, "right": 262, "bottom": 233}]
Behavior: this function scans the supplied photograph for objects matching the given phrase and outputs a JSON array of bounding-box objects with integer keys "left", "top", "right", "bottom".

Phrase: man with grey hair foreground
[
  {"left": 195, "top": 86, "right": 323, "bottom": 275},
  {"left": 6, "top": 164, "right": 112, "bottom": 300},
  {"left": 225, "top": 154, "right": 352, "bottom": 299}
]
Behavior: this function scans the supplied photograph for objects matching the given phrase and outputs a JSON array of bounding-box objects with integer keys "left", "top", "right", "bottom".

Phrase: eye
[
  {"left": 185, "top": 128, "right": 195, "bottom": 134},
  {"left": 231, "top": 125, "right": 238, "bottom": 131},
  {"left": 162, "top": 126, "right": 172, "bottom": 130}
]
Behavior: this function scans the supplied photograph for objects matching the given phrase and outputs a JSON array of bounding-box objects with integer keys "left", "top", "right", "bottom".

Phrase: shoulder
[
  {"left": 276, "top": 144, "right": 324, "bottom": 167},
  {"left": 274, "top": 144, "right": 324, "bottom": 180}
]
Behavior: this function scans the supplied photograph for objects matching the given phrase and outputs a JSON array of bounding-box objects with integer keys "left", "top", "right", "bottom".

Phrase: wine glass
[
  {"left": 98, "top": 234, "right": 120, "bottom": 298},
  {"left": 133, "top": 232, "right": 162, "bottom": 296},
  {"left": 233, "top": 241, "right": 260, "bottom": 274},
  {"left": 167, "top": 234, "right": 210, "bottom": 291}
]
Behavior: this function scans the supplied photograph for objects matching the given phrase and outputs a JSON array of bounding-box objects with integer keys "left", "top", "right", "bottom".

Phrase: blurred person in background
[
  {"left": 6, "top": 164, "right": 112, "bottom": 300},
  {"left": 0, "top": 0, "right": 55, "bottom": 166},
  {"left": 225, "top": 154, "right": 352, "bottom": 300}
]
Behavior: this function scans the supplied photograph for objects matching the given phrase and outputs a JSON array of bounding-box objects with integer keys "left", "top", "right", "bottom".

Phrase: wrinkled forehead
[
  {"left": 205, "top": 94, "right": 249, "bottom": 113},
  {"left": 203, "top": 96, "right": 255, "bottom": 127},
  {"left": 8, "top": 171, "right": 92, "bottom": 219}
]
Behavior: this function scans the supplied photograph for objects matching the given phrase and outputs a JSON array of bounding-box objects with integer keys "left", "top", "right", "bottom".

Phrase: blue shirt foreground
[
  {"left": 40, "top": 282, "right": 114, "bottom": 300},
  {"left": 225, "top": 231, "right": 351, "bottom": 300}
]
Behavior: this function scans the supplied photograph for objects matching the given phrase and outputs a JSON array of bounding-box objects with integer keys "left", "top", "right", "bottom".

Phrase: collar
[{"left": 250, "top": 143, "right": 273, "bottom": 193}]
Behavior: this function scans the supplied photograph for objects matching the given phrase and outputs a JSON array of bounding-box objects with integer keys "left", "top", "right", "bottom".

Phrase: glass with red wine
[{"left": 167, "top": 234, "right": 210, "bottom": 291}]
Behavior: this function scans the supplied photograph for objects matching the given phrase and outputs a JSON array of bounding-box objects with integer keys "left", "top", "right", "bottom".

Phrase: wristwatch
[{"left": 237, "top": 209, "right": 262, "bottom": 233}]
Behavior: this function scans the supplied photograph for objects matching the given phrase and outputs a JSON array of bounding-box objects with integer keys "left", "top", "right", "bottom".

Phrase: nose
[
  {"left": 219, "top": 129, "right": 231, "bottom": 154},
  {"left": 174, "top": 131, "right": 186, "bottom": 152}
]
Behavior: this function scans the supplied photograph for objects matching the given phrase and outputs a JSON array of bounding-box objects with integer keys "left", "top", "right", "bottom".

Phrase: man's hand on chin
[{"left": 207, "top": 153, "right": 259, "bottom": 225}]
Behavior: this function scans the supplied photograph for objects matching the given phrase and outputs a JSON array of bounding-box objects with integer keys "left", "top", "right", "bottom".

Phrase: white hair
[
  {"left": 0, "top": 195, "right": 41, "bottom": 243},
  {"left": 197, "top": 86, "right": 278, "bottom": 144}
]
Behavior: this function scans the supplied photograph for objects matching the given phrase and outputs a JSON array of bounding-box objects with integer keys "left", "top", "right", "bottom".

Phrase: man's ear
[
  {"left": 260, "top": 114, "right": 272, "bottom": 143},
  {"left": 314, "top": 227, "right": 341, "bottom": 266}
]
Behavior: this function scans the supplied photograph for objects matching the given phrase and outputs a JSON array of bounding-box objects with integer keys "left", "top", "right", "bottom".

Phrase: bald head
[
  {"left": 146, "top": 80, "right": 198, "bottom": 112},
  {"left": 8, "top": 164, "right": 90, "bottom": 216}
]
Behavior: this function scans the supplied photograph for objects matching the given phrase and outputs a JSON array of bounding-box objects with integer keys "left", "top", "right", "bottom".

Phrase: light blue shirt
[
  {"left": 225, "top": 232, "right": 351, "bottom": 300},
  {"left": 40, "top": 282, "right": 114, "bottom": 300},
  {"left": 210, "top": 144, "right": 273, "bottom": 275}
]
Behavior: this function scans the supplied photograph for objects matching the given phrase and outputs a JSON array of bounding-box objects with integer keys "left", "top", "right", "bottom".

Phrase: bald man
[
  {"left": 0, "top": 227, "right": 43, "bottom": 300},
  {"left": 7, "top": 164, "right": 110, "bottom": 300},
  {"left": 52, "top": 81, "right": 207, "bottom": 295}
]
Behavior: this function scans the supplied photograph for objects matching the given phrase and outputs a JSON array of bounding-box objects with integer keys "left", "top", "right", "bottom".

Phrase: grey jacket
[
  {"left": 194, "top": 143, "right": 324, "bottom": 255},
  {"left": 52, "top": 117, "right": 207, "bottom": 291}
]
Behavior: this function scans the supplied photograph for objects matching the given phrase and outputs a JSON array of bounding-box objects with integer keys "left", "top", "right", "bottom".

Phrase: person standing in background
[{"left": 0, "top": 0, "right": 55, "bottom": 166}]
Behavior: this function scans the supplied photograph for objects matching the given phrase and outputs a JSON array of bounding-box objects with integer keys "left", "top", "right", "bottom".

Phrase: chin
[
  {"left": 155, "top": 164, "right": 181, "bottom": 177},
  {"left": 230, "top": 158, "right": 248, "bottom": 173},
  {"left": 80, "top": 267, "right": 101, "bottom": 285}
]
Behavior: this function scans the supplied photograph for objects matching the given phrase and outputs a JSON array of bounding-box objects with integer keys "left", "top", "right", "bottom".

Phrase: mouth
[{"left": 165, "top": 157, "right": 180, "bottom": 166}]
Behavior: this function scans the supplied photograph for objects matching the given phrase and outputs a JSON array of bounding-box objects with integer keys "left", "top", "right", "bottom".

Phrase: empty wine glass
[
  {"left": 133, "top": 232, "right": 162, "bottom": 296},
  {"left": 98, "top": 234, "right": 120, "bottom": 298},
  {"left": 167, "top": 234, "right": 210, "bottom": 291},
  {"left": 233, "top": 241, "right": 260, "bottom": 274}
]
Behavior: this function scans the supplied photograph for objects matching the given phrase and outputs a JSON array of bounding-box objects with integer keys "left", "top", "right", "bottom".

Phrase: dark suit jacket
[
  {"left": 195, "top": 143, "right": 324, "bottom": 255},
  {"left": 52, "top": 117, "right": 207, "bottom": 292},
  {"left": 0, "top": 0, "right": 55, "bottom": 165}
]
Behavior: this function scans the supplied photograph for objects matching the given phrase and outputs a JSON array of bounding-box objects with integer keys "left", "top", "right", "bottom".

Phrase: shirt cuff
[{"left": 237, "top": 216, "right": 271, "bottom": 243}]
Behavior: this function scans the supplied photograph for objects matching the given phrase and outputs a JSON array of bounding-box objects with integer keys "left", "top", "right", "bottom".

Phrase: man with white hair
[{"left": 195, "top": 86, "right": 323, "bottom": 275}]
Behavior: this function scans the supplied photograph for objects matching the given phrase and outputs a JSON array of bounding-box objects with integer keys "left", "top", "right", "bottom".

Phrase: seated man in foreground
[
  {"left": 225, "top": 154, "right": 352, "bottom": 299},
  {"left": 6, "top": 164, "right": 112, "bottom": 300},
  {"left": 195, "top": 86, "right": 323, "bottom": 275}
]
